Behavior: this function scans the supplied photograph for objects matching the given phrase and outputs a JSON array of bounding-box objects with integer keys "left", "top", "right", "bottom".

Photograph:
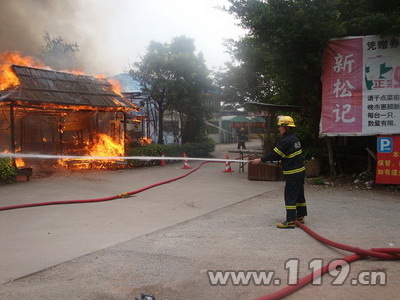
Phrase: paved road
[
  {"left": 1, "top": 142, "right": 399, "bottom": 299},
  {"left": 0, "top": 141, "right": 278, "bottom": 284}
]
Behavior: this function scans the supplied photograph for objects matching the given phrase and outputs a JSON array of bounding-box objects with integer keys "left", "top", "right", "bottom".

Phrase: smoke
[
  {"left": 0, "top": 0, "right": 244, "bottom": 76},
  {"left": 0, "top": 0, "right": 109, "bottom": 74},
  {"left": 0, "top": 1, "right": 75, "bottom": 58}
]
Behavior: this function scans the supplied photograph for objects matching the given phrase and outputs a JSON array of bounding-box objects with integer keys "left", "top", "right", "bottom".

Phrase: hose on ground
[
  {"left": 0, "top": 161, "right": 213, "bottom": 211},
  {"left": 2, "top": 162, "right": 398, "bottom": 300},
  {"left": 256, "top": 220, "right": 400, "bottom": 300}
]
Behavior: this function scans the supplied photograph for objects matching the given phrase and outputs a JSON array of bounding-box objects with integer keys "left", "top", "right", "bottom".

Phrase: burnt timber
[{"left": 0, "top": 65, "right": 137, "bottom": 111}]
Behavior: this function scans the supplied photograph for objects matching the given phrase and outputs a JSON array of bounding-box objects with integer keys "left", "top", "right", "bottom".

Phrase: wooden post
[
  {"left": 264, "top": 108, "right": 276, "bottom": 153},
  {"left": 123, "top": 112, "right": 127, "bottom": 156},
  {"left": 20, "top": 112, "right": 24, "bottom": 152},
  {"left": 10, "top": 104, "right": 16, "bottom": 154},
  {"left": 59, "top": 116, "right": 63, "bottom": 154},
  {"left": 326, "top": 136, "right": 337, "bottom": 176},
  {"left": 10, "top": 103, "right": 15, "bottom": 166},
  {"left": 8, "top": 104, "right": 17, "bottom": 169}
]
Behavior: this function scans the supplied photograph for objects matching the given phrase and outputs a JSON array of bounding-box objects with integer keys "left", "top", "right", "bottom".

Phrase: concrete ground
[{"left": 0, "top": 141, "right": 399, "bottom": 299}]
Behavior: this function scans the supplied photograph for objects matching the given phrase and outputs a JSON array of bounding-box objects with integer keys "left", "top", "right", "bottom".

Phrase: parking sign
[
  {"left": 376, "top": 135, "right": 400, "bottom": 184},
  {"left": 377, "top": 137, "right": 393, "bottom": 153}
]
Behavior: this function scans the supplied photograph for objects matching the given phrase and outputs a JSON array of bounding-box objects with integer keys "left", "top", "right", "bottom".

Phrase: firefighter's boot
[
  {"left": 276, "top": 220, "right": 295, "bottom": 229},
  {"left": 296, "top": 216, "right": 305, "bottom": 225}
]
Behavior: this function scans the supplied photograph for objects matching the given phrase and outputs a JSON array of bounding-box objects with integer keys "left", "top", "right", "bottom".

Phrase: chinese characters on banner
[
  {"left": 321, "top": 35, "right": 400, "bottom": 135},
  {"left": 376, "top": 136, "right": 400, "bottom": 184},
  {"left": 321, "top": 37, "right": 363, "bottom": 134}
]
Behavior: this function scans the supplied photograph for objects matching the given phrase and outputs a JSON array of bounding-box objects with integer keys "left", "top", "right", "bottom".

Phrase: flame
[
  {"left": 0, "top": 52, "right": 93, "bottom": 91},
  {"left": 89, "top": 133, "right": 124, "bottom": 157},
  {"left": 57, "top": 133, "right": 125, "bottom": 170},
  {"left": 0, "top": 52, "right": 46, "bottom": 90},
  {"left": 107, "top": 78, "right": 123, "bottom": 96},
  {"left": 140, "top": 137, "right": 152, "bottom": 146},
  {"left": 15, "top": 157, "right": 26, "bottom": 168},
  {"left": 0, "top": 149, "right": 26, "bottom": 167},
  {"left": 0, "top": 52, "right": 132, "bottom": 112},
  {"left": 95, "top": 75, "right": 122, "bottom": 96}
]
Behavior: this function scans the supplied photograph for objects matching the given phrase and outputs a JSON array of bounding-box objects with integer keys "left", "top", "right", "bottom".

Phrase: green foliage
[
  {"left": 227, "top": 0, "right": 343, "bottom": 106},
  {"left": 312, "top": 178, "right": 325, "bottom": 186},
  {"left": 215, "top": 61, "right": 277, "bottom": 112},
  {"left": 129, "top": 36, "right": 213, "bottom": 144},
  {"left": 303, "top": 146, "right": 324, "bottom": 160},
  {"left": 338, "top": 0, "right": 400, "bottom": 36},
  {"left": 38, "top": 32, "right": 80, "bottom": 70},
  {"left": 126, "top": 138, "right": 215, "bottom": 167},
  {"left": 0, "top": 158, "right": 16, "bottom": 184},
  {"left": 221, "top": 0, "right": 400, "bottom": 145}
]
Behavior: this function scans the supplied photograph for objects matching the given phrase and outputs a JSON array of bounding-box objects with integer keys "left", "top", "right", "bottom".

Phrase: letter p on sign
[{"left": 378, "top": 137, "right": 392, "bottom": 153}]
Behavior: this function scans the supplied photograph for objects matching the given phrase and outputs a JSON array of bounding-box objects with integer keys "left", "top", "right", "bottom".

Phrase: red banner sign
[
  {"left": 376, "top": 135, "right": 400, "bottom": 184},
  {"left": 321, "top": 36, "right": 400, "bottom": 136}
]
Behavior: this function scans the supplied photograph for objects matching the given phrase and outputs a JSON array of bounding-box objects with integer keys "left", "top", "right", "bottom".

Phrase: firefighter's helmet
[{"left": 277, "top": 115, "right": 296, "bottom": 127}]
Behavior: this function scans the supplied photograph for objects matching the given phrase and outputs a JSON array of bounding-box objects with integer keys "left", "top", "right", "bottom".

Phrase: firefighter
[
  {"left": 237, "top": 128, "right": 247, "bottom": 150},
  {"left": 250, "top": 116, "right": 307, "bottom": 229}
]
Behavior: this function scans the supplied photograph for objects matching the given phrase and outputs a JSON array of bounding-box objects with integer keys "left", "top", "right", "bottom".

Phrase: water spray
[{"left": 0, "top": 152, "right": 249, "bottom": 163}]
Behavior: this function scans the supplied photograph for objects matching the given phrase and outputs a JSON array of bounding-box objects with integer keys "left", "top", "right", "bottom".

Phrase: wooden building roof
[{"left": 0, "top": 65, "right": 138, "bottom": 111}]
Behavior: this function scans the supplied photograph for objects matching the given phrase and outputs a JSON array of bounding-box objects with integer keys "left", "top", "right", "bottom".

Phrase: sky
[{"left": 0, "top": 0, "right": 246, "bottom": 76}]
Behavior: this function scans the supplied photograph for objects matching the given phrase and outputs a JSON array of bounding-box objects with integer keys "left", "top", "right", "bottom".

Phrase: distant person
[
  {"left": 237, "top": 128, "right": 247, "bottom": 150},
  {"left": 250, "top": 116, "right": 307, "bottom": 229}
]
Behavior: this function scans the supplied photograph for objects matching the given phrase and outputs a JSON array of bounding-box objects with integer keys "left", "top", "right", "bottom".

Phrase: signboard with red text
[
  {"left": 376, "top": 135, "right": 400, "bottom": 184},
  {"left": 321, "top": 35, "right": 400, "bottom": 136}
]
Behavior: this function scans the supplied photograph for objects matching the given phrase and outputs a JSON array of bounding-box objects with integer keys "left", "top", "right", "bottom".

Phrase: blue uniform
[{"left": 261, "top": 131, "right": 307, "bottom": 221}]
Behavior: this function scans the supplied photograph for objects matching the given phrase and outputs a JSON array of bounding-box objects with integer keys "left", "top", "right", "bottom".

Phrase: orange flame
[
  {"left": 0, "top": 51, "right": 125, "bottom": 102},
  {"left": 58, "top": 133, "right": 125, "bottom": 170},
  {"left": 0, "top": 52, "right": 46, "bottom": 90},
  {"left": 15, "top": 157, "right": 26, "bottom": 168},
  {"left": 107, "top": 78, "right": 123, "bottom": 96},
  {"left": 140, "top": 137, "right": 152, "bottom": 146},
  {"left": 89, "top": 133, "right": 124, "bottom": 157},
  {"left": 0, "top": 149, "right": 26, "bottom": 167},
  {"left": 96, "top": 75, "right": 122, "bottom": 96}
]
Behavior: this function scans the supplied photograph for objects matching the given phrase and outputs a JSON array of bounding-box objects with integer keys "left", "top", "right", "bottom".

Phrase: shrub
[
  {"left": 303, "top": 146, "right": 324, "bottom": 160},
  {"left": 0, "top": 158, "right": 17, "bottom": 184},
  {"left": 312, "top": 178, "right": 325, "bottom": 185}
]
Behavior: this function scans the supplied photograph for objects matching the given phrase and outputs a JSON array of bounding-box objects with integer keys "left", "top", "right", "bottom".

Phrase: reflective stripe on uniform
[
  {"left": 286, "top": 149, "right": 302, "bottom": 158},
  {"left": 296, "top": 203, "right": 307, "bottom": 207},
  {"left": 273, "top": 147, "right": 286, "bottom": 158},
  {"left": 273, "top": 147, "right": 302, "bottom": 159},
  {"left": 285, "top": 205, "right": 297, "bottom": 210},
  {"left": 283, "top": 166, "right": 306, "bottom": 175}
]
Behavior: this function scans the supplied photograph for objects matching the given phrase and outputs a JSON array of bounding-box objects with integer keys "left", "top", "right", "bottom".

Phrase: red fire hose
[
  {"left": 1, "top": 162, "right": 398, "bottom": 299},
  {"left": 0, "top": 161, "right": 212, "bottom": 211},
  {"left": 256, "top": 221, "right": 400, "bottom": 300}
]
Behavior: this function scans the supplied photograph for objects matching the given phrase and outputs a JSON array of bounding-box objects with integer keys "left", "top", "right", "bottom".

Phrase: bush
[
  {"left": 0, "top": 158, "right": 17, "bottom": 184},
  {"left": 126, "top": 138, "right": 216, "bottom": 167},
  {"left": 303, "top": 146, "right": 324, "bottom": 160}
]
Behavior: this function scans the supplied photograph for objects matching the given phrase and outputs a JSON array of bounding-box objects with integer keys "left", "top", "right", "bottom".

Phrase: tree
[
  {"left": 129, "top": 36, "right": 212, "bottom": 144},
  {"left": 214, "top": 61, "right": 278, "bottom": 113},
  {"left": 224, "top": 0, "right": 343, "bottom": 143},
  {"left": 223, "top": 0, "right": 400, "bottom": 144},
  {"left": 221, "top": 0, "right": 400, "bottom": 174},
  {"left": 38, "top": 32, "right": 80, "bottom": 70},
  {"left": 339, "top": 0, "right": 400, "bottom": 36}
]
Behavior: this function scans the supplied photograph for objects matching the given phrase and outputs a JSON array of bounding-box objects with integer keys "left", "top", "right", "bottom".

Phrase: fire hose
[
  {"left": 256, "top": 220, "right": 400, "bottom": 300},
  {"left": 0, "top": 157, "right": 399, "bottom": 299},
  {"left": 0, "top": 161, "right": 214, "bottom": 211}
]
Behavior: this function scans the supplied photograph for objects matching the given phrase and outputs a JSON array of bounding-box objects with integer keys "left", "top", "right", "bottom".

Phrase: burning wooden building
[{"left": 0, "top": 64, "right": 139, "bottom": 169}]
